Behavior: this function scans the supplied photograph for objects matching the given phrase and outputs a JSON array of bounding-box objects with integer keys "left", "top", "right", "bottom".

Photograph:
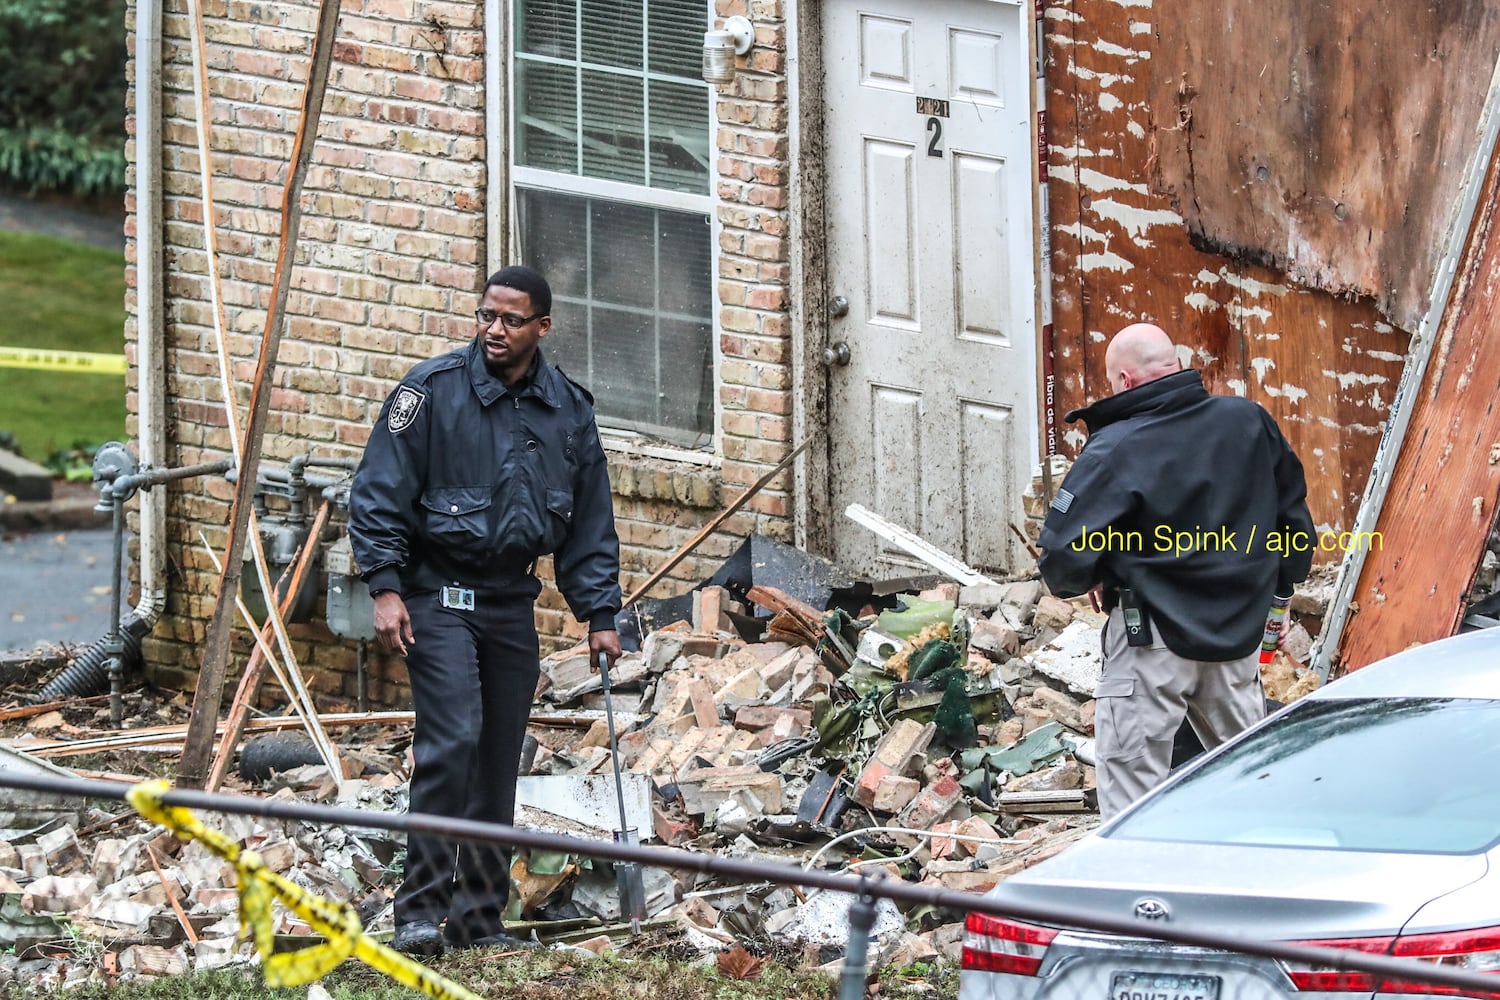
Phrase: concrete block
[
  {"left": 1026, "top": 618, "right": 1105, "bottom": 696},
  {"left": 870, "top": 774, "right": 920, "bottom": 814},
  {"left": 117, "top": 944, "right": 189, "bottom": 977},
  {"left": 22, "top": 874, "right": 96, "bottom": 913},
  {"left": 192, "top": 936, "right": 247, "bottom": 971},
  {"left": 1030, "top": 685, "right": 1085, "bottom": 732},
  {"left": 901, "top": 774, "right": 964, "bottom": 829},
  {"left": 970, "top": 619, "right": 1020, "bottom": 659},
  {"left": 1005, "top": 760, "right": 1083, "bottom": 793},
  {"left": 517, "top": 773, "right": 653, "bottom": 835},
  {"left": 676, "top": 764, "right": 783, "bottom": 817},
  {"left": 89, "top": 899, "right": 156, "bottom": 932},
  {"left": 733, "top": 705, "right": 812, "bottom": 733},
  {"left": 16, "top": 844, "right": 46, "bottom": 880},
  {"left": 757, "top": 647, "right": 801, "bottom": 692},
  {"left": 0, "top": 450, "right": 51, "bottom": 502},
  {"left": 91, "top": 839, "right": 133, "bottom": 887},
  {"left": 713, "top": 664, "right": 766, "bottom": 706},
  {"left": 189, "top": 887, "right": 240, "bottom": 914},
  {"left": 1032, "top": 594, "right": 1077, "bottom": 630},
  {"left": 872, "top": 718, "right": 937, "bottom": 771},
  {"left": 686, "top": 678, "right": 723, "bottom": 730}
]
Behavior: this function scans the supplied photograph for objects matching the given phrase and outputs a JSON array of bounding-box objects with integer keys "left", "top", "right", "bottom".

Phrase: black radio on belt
[{"left": 1118, "top": 588, "right": 1153, "bottom": 647}]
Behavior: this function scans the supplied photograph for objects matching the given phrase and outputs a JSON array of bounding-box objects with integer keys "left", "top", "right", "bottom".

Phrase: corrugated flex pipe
[{"left": 35, "top": 614, "right": 150, "bottom": 700}]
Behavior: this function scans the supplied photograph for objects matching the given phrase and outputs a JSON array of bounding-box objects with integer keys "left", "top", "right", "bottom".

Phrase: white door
[{"left": 822, "top": 0, "right": 1038, "bottom": 578}]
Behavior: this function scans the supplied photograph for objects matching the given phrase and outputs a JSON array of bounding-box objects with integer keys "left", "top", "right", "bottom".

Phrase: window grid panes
[
  {"left": 518, "top": 188, "right": 713, "bottom": 446},
  {"left": 513, "top": 0, "right": 715, "bottom": 445},
  {"left": 515, "top": 0, "right": 711, "bottom": 196}
]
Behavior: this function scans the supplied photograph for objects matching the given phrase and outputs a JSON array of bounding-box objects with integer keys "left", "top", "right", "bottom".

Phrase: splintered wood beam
[
  {"left": 1336, "top": 137, "right": 1500, "bottom": 672},
  {"left": 1311, "top": 56, "right": 1500, "bottom": 678},
  {"left": 10, "top": 712, "right": 416, "bottom": 758},
  {"left": 621, "top": 433, "right": 818, "bottom": 608},
  {"left": 205, "top": 499, "right": 334, "bottom": 792},
  {"left": 179, "top": 0, "right": 344, "bottom": 790}
]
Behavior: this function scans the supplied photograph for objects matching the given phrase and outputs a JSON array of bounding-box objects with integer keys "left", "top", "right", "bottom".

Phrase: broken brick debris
[{"left": 0, "top": 533, "right": 1330, "bottom": 988}]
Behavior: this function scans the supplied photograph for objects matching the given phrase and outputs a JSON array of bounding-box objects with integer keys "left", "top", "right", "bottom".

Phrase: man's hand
[
  {"left": 373, "top": 591, "right": 414, "bottom": 655},
  {"left": 588, "top": 628, "right": 622, "bottom": 668}
]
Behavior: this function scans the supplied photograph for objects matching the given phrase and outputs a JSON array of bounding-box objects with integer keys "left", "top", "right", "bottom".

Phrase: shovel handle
[{"left": 598, "top": 653, "right": 633, "bottom": 839}]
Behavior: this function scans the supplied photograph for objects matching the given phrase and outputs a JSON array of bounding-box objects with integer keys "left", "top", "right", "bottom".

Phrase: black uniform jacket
[
  {"left": 348, "top": 338, "right": 622, "bottom": 632},
  {"left": 1037, "top": 369, "right": 1314, "bottom": 661}
]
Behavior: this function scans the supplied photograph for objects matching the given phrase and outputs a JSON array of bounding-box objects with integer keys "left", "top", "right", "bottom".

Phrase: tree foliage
[{"left": 0, "top": 0, "right": 127, "bottom": 197}]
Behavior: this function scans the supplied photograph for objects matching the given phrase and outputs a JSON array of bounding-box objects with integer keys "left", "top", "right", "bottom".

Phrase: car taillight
[
  {"left": 961, "top": 912, "right": 1059, "bottom": 976},
  {"left": 1283, "top": 934, "right": 1392, "bottom": 992},
  {"left": 1384, "top": 925, "right": 1500, "bottom": 998},
  {"left": 1286, "top": 926, "right": 1500, "bottom": 999}
]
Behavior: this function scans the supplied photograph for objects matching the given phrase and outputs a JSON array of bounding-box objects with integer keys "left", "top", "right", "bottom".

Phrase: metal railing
[{"left": 0, "top": 769, "right": 1495, "bottom": 1000}]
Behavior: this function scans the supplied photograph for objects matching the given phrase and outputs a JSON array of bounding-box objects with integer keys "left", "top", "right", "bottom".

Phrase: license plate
[{"left": 1109, "top": 971, "right": 1221, "bottom": 1000}]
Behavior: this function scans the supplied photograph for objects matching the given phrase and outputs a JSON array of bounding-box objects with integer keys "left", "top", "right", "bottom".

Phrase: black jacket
[
  {"left": 1037, "top": 369, "right": 1314, "bottom": 661},
  {"left": 348, "top": 338, "right": 622, "bottom": 631}
]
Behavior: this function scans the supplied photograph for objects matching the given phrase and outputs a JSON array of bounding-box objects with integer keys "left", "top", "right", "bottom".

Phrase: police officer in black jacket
[
  {"left": 1038, "top": 323, "right": 1314, "bottom": 820},
  {"left": 349, "top": 265, "right": 622, "bottom": 955}
]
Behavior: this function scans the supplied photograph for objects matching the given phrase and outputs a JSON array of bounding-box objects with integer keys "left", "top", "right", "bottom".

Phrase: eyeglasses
[{"left": 475, "top": 308, "right": 546, "bottom": 329}]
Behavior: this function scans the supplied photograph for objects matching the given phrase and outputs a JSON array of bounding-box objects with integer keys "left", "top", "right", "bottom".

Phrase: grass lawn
[
  {"left": 0, "top": 947, "right": 960, "bottom": 1000},
  {"left": 0, "top": 229, "right": 127, "bottom": 464}
]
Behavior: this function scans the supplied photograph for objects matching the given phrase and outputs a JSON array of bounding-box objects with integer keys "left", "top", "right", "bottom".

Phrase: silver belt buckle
[{"left": 440, "top": 586, "right": 475, "bottom": 611}]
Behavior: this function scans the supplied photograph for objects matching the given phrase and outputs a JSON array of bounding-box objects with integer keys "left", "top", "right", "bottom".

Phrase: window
[
  {"left": 1112, "top": 698, "right": 1500, "bottom": 853},
  {"left": 512, "top": 0, "right": 714, "bottom": 446}
]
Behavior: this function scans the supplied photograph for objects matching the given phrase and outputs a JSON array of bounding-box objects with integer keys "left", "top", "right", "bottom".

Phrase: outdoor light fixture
[{"left": 702, "top": 15, "right": 754, "bottom": 86}]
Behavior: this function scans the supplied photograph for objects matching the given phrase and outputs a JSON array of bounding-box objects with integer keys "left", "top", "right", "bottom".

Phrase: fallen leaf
[{"left": 717, "top": 944, "right": 764, "bottom": 981}]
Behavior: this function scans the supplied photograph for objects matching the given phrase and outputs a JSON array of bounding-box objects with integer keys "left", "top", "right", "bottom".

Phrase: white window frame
[{"left": 491, "top": 0, "right": 723, "bottom": 467}]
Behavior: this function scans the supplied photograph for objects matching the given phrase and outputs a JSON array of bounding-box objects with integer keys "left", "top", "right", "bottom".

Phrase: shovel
[{"left": 599, "top": 652, "right": 647, "bottom": 936}]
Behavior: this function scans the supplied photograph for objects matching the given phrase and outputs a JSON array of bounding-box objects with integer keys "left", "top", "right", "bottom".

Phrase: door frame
[{"left": 789, "top": 0, "right": 1049, "bottom": 560}]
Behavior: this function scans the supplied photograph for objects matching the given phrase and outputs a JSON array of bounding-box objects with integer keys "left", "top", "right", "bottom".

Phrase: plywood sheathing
[
  {"left": 1152, "top": 2, "right": 1500, "bottom": 335},
  {"left": 1043, "top": 0, "right": 1416, "bottom": 535},
  {"left": 1338, "top": 144, "right": 1500, "bottom": 672}
]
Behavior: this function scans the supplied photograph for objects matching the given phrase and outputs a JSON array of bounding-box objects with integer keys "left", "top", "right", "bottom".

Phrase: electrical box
[{"left": 325, "top": 535, "right": 376, "bottom": 640}]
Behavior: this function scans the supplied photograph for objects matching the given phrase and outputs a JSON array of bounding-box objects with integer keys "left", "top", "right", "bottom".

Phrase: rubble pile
[
  {"left": 521, "top": 579, "right": 1114, "bottom": 968},
  {"left": 0, "top": 566, "right": 1328, "bottom": 987},
  {"left": 0, "top": 733, "right": 411, "bottom": 990}
]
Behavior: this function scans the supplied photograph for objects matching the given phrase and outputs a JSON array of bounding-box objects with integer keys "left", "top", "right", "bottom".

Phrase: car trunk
[{"left": 993, "top": 836, "right": 1490, "bottom": 940}]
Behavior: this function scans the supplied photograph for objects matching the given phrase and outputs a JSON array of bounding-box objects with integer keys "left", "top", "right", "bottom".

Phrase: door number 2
[{"left": 926, "top": 117, "right": 943, "bottom": 157}]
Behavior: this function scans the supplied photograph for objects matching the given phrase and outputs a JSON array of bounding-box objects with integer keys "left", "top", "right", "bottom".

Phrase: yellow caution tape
[
  {"left": 126, "top": 781, "right": 486, "bottom": 1000},
  {"left": 0, "top": 346, "right": 127, "bottom": 374}
]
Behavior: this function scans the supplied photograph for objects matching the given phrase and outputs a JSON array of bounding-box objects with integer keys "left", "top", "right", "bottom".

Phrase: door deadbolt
[
  {"left": 828, "top": 294, "right": 850, "bottom": 318},
  {"left": 821, "top": 341, "right": 851, "bottom": 366}
]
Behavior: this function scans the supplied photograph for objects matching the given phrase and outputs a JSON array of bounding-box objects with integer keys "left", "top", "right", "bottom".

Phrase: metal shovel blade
[{"left": 599, "top": 653, "right": 647, "bottom": 933}]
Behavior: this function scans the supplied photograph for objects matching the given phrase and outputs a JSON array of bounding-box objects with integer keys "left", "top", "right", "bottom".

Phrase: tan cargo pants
[{"left": 1093, "top": 607, "right": 1265, "bottom": 820}]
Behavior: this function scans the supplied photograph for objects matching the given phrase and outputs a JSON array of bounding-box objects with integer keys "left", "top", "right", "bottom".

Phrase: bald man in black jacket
[{"left": 1038, "top": 323, "right": 1314, "bottom": 819}]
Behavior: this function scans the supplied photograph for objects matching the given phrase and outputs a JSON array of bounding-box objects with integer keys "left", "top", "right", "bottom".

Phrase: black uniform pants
[{"left": 394, "top": 589, "right": 540, "bottom": 941}]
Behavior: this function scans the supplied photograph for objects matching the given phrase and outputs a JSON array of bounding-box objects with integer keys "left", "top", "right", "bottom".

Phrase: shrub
[{"left": 0, "top": 0, "right": 127, "bottom": 198}]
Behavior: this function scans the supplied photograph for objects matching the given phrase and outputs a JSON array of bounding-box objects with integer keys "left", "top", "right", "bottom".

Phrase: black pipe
[{"left": 33, "top": 612, "right": 149, "bottom": 702}]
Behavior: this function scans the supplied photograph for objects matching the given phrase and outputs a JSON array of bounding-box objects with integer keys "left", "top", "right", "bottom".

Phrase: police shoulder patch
[
  {"left": 1050, "top": 488, "right": 1075, "bottom": 514},
  {"left": 387, "top": 386, "right": 426, "bottom": 433}
]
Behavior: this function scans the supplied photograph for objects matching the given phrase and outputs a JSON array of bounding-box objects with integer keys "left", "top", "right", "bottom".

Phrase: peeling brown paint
[
  {"left": 1045, "top": 0, "right": 1413, "bottom": 538},
  {"left": 1340, "top": 137, "right": 1500, "bottom": 671},
  {"left": 1152, "top": 0, "right": 1500, "bottom": 332}
]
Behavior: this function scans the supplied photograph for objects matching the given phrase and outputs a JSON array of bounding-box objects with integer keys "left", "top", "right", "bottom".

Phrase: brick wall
[{"left": 125, "top": 0, "right": 796, "bottom": 708}]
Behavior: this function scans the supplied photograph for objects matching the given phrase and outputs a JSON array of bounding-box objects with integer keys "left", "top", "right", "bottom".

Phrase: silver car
[{"left": 959, "top": 626, "right": 1500, "bottom": 1000}]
